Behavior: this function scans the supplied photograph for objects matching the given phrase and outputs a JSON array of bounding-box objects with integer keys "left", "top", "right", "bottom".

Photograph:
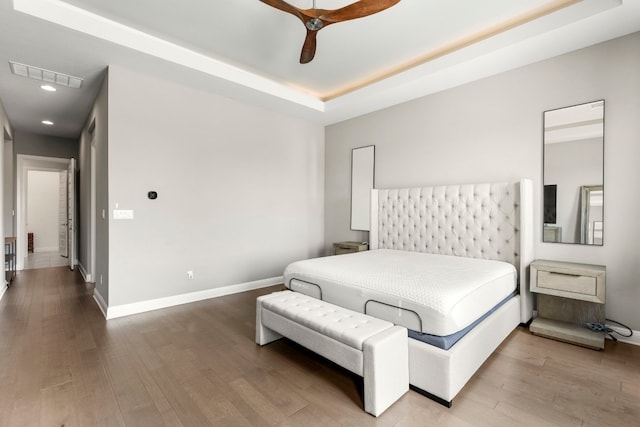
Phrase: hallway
[{"left": 23, "top": 251, "right": 69, "bottom": 270}]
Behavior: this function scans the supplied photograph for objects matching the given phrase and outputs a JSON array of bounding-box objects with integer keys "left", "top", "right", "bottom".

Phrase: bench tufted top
[{"left": 260, "top": 291, "right": 394, "bottom": 350}]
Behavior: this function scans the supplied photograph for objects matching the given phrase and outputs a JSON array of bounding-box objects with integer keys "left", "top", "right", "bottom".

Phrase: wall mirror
[
  {"left": 351, "top": 145, "right": 375, "bottom": 231},
  {"left": 543, "top": 100, "right": 604, "bottom": 245}
]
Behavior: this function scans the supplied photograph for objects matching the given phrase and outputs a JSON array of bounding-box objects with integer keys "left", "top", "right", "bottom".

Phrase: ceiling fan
[{"left": 259, "top": 0, "right": 401, "bottom": 64}]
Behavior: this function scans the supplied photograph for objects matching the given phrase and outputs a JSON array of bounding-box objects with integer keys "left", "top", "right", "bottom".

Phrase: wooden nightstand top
[
  {"left": 531, "top": 259, "right": 605, "bottom": 274},
  {"left": 332, "top": 241, "right": 368, "bottom": 255}
]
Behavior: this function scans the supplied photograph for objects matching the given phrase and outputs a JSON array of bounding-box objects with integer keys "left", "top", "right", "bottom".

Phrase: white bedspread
[{"left": 284, "top": 249, "right": 516, "bottom": 336}]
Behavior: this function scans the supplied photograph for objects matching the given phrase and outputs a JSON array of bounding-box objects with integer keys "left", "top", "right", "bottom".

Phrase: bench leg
[
  {"left": 256, "top": 296, "right": 283, "bottom": 345},
  {"left": 363, "top": 326, "right": 409, "bottom": 417}
]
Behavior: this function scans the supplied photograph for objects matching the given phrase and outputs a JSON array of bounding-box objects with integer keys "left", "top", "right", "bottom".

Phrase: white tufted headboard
[{"left": 370, "top": 179, "right": 534, "bottom": 323}]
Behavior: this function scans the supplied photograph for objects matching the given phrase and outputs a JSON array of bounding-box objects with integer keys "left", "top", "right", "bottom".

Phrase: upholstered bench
[{"left": 256, "top": 290, "right": 408, "bottom": 417}]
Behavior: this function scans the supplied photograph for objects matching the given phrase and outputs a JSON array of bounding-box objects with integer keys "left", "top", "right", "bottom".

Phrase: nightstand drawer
[
  {"left": 531, "top": 260, "right": 605, "bottom": 304},
  {"left": 536, "top": 271, "right": 597, "bottom": 296}
]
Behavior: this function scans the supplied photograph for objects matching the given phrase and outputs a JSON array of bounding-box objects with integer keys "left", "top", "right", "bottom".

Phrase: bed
[{"left": 284, "top": 180, "right": 534, "bottom": 406}]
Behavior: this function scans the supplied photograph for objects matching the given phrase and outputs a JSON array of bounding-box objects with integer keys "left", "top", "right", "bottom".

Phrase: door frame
[
  {"left": 58, "top": 169, "right": 68, "bottom": 258},
  {"left": 67, "top": 158, "right": 76, "bottom": 270},
  {"left": 90, "top": 137, "right": 96, "bottom": 281},
  {"left": 16, "top": 154, "right": 72, "bottom": 270}
]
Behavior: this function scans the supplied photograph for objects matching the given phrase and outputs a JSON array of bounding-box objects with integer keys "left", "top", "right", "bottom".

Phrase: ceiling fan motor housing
[{"left": 305, "top": 18, "right": 323, "bottom": 31}]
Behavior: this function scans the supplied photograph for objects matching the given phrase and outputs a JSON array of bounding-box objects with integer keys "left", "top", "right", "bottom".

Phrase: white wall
[
  {"left": 4, "top": 132, "right": 14, "bottom": 237},
  {"left": 325, "top": 32, "right": 640, "bottom": 330},
  {"left": 26, "top": 170, "right": 60, "bottom": 252},
  {"left": 78, "top": 71, "right": 108, "bottom": 292},
  {"left": 0, "top": 99, "right": 10, "bottom": 289},
  {"left": 106, "top": 65, "right": 324, "bottom": 307},
  {"left": 13, "top": 131, "right": 78, "bottom": 160}
]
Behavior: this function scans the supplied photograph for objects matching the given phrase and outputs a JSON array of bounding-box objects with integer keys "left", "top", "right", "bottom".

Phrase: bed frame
[{"left": 368, "top": 179, "right": 534, "bottom": 406}]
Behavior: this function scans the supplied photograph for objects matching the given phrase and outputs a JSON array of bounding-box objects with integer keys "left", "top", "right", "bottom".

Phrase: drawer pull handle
[{"left": 547, "top": 272, "right": 581, "bottom": 278}]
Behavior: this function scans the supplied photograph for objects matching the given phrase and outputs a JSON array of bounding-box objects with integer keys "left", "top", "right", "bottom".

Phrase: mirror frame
[{"left": 542, "top": 100, "right": 604, "bottom": 245}]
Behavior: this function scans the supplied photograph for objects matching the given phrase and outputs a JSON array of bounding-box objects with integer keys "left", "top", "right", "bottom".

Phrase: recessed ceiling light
[
  {"left": 41, "top": 120, "right": 54, "bottom": 125},
  {"left": 40, "top": 84, "right": 56, "bottom": 92}
]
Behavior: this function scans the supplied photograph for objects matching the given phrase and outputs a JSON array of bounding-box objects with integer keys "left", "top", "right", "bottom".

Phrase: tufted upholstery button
[{"left": 375, "top": 183, "right": 517, "bottom": 263}]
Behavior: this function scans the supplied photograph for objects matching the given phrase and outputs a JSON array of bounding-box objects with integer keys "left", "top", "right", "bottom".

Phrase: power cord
[{"left": 586, "top": 319, "right": 633, "bottom": 341}]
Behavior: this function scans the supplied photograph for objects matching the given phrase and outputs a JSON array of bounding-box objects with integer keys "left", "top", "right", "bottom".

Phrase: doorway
[
  {"left": 16, "top": 155, "right": 76, "bottom": 271},
  {"left": 23, "top": 170, "right": 68, "bottom": 269}
]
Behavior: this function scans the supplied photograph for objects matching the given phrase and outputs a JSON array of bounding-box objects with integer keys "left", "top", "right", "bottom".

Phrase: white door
[
  {"left": 68, "top": 158, "right": 76, "bottom": 270},
  {"left": 59, "top": 171, "right": 68, "bottom": 257}
]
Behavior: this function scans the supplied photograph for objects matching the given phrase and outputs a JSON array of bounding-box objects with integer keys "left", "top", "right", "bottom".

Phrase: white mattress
[{"left": 284, "top": 249, "right": 517, "bottom": 336}]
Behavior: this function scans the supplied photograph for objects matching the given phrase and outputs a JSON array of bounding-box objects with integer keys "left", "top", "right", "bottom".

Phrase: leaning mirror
[
  {"left": 543, "top": 100, "right": 604, "bottom": 245},
  {"left": 351, "top": 145, "right": 375, "bottom": 231}
]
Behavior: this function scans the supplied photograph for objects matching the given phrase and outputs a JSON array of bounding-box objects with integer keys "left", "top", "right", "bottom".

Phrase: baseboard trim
[
  {"left": 103, "top": 276, "right": 283, "bottom": 320},
  {"left": 607, "top": 325, "right": 640, "bottom": 347},
  {"left": 93, "top": 288, "right": 108, "bottom": 318},
  {"left": 77, "top": 262, "right": 93, "bottom": 283},
  {"left": 34, "top": 246, "right": 59, "bottom": 253}
]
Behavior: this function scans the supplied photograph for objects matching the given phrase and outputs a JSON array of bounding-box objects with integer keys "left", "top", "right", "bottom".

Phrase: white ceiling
[{"left": 0, "top": 0, "right": 639, "bottom": 139}]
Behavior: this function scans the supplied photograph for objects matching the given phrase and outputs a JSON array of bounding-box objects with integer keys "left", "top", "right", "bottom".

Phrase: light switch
[{"left": 113, "top": 209, "right": 134, "bottom": 220}]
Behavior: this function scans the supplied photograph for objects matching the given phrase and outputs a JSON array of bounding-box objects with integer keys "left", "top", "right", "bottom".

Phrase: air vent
[{"left": 9, "top": 61, "right": 83, "bottom": 89}]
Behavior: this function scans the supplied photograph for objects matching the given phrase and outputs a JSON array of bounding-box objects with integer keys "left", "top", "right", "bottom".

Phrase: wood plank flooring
[
  {"left": 23, "top": 251, "right": 69, "bottom": 270},
  {"left": 0, "top": 267, "right": 638, "bottom": 426}
]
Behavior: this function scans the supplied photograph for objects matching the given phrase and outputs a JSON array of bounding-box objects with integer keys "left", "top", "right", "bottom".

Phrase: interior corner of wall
[{"left": 92, "top": 287, "right": 108, "bottom": 319}]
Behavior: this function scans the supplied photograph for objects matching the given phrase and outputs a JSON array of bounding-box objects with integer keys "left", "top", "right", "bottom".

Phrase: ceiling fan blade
[
  {"left": 258, "top": 0, "right": 304, "bottom": 22},
  {"left": 321, "top": 0, "right": 401, "bottom": 23},
  {"left": 300, "top": 29, "right": 318, "bottom": 64}
]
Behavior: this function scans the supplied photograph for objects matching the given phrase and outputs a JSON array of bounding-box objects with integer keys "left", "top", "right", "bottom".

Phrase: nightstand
[
  {"left": 333, "top": 241, "right": 368, "bottom": 255},
  {"left": 529, "top": 260, "right": 606, "bottom": 350}
]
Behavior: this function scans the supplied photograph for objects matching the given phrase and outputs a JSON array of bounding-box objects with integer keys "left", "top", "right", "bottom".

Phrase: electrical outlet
[
  {"left": 187, "top": 271, "right": 194, "bottom": 280},
  {"left": 586, "top": 322, "right": 605, "bottom": 331}
]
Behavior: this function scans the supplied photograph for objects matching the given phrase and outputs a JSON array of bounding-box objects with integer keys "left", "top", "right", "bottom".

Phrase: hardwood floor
[
  {"left": 23, "top": 251, "right": 69, "bottom": 270},
  {"left": 0, "top": 267, "right": 638, "bottom": 426}
]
